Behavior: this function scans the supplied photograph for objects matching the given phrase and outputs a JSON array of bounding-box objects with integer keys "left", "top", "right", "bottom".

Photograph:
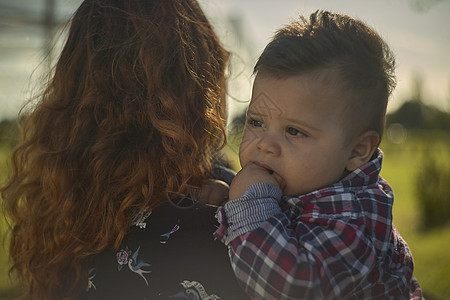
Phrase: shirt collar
[
  {"left": 282, "top": 148, "right": 385, "bottom": 210},
  {"left": 339, "top": 148, "right": 383, "bottom": 190}
]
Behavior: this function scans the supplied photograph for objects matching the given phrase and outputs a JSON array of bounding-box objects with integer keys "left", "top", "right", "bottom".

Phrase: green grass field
[
  {"left": 1, "top": 132, "right": 449, "bottom": 299},
  {"left": 0, "top": 145, "right": 24, "bottom": 299},
  {"left": 379, "top": 133, "right": 450, "bottom": 300}
]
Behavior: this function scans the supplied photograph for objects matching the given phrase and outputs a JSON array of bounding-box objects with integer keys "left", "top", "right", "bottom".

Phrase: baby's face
[{"left": 239, "top": 74, "right": 356, "bottom": 196}]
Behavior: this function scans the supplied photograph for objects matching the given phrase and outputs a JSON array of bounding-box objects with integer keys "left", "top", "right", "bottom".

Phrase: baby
[{"left": 215, "top": 10, "right": 422, "bottom": 299}]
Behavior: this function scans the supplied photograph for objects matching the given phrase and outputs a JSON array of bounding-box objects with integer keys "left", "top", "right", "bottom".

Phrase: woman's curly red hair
[{"left": 1, "top": 0, "right": 229, "bottom": 298}]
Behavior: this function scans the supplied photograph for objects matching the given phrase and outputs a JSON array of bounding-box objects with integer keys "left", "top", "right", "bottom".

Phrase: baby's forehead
[
  {"left": 252, "top": 75, "right": 351, "bottom": 111},
  {"left": 251, "top": 72, "right": 363, "bottom": 132},
  {"left": 252, "top": 71, "right": 355, "bottom": 108}
]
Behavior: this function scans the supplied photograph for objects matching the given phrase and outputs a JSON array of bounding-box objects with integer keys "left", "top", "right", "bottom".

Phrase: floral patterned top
[{"left": 80, "top": 167, "right": 248, "bottom": 300}]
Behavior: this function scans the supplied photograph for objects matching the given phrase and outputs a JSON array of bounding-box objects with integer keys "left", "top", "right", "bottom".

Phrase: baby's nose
[{"left": 256, "top": 133, "right": 281, "bottom": 156}]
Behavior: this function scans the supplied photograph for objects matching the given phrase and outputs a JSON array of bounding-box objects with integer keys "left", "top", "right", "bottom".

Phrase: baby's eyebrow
[
  {"left": 247, "top": 111, "right": 264, "bottom": 117},
  {"left": 285, "top": 117, "right": 320, "bottom": 132},
  {"left": 246, "top": 108, "right": 271, "bottom": 118}
]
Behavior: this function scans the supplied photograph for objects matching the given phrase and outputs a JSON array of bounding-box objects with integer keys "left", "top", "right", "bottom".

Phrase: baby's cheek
[
  {"left": 238, "top": 148, "right": 249, "bottom": 168},
  {"left": 238, "top": 132, "right": 255, "bottom": 161}
]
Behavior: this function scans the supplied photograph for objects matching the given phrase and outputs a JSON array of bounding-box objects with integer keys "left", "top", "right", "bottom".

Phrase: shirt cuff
[{"left": 214, "top": 182, "right": 282, "bottom": 245}]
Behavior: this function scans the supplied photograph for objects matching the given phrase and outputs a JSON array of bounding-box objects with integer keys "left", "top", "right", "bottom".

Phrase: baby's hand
[
  {"left": 229, "top": 162, "right": 283, "bottom": 200},
  {"left": 198, "top": 179, "right": 230, "bottom": 207}
]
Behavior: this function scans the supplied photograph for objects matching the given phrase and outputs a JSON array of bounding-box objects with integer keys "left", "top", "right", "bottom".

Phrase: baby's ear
[{"left": 346, "top": 131, "right": 380, "bottom": 172}]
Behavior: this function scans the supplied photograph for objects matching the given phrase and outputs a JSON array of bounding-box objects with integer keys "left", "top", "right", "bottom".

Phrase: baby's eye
[
  {"left": 248, "top": 118, "right": 264, "bottom": 128},
  {"left": 287, "top": 126, "right": 305, "bottom": 137}
]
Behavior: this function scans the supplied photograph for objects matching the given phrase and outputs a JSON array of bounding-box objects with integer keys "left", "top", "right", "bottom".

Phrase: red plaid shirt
[{"left": 215, "top": 149, "right": 422, "bottom": 299}]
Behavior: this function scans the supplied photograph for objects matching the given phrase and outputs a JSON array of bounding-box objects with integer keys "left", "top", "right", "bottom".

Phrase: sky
[{"left": 0, "top": 0, "right": 449, "bottom": 120}]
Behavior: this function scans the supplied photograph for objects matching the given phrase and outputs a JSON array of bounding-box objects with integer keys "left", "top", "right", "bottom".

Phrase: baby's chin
[
  {"left": 279, "top": 177, "right": 287, "bottom": 192},
  {"left": 284, "top": 184, "right": 328, "bottom": 197}
]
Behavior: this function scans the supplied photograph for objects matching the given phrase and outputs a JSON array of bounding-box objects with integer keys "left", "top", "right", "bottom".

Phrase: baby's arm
[{"left": 215, "top": 184, "right": 377, "bottom": 299}]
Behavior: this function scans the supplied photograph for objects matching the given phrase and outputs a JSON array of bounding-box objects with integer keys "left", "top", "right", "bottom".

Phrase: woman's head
[
  {"left": 2, "top": 0, "right": 228, "bottom": 298},
  {"left": 58, "top": 0, "right": 229, "bottom": 192}
]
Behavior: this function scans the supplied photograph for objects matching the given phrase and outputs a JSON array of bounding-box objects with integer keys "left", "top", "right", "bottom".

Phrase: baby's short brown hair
[{"left": 254, "top": 10, "right": 396, "bottom": 139}]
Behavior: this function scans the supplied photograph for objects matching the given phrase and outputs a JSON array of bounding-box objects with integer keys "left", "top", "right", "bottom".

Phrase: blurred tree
[
  {"left": 387, "top": 72, "right": 450, "bottom": 131},
  {"left": 386, "top": 101, "right": 450, "bottom": 130},
  {"left": 416, "top": 149, "right": 450, "bottom": 230},
  {"left": 410, "top": 0, "right": 447, "bottom": 12}
]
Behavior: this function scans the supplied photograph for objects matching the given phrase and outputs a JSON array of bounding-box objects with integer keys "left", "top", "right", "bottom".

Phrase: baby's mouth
[{"left": 253, "top": 161, "right": 273, "bottom": 173}]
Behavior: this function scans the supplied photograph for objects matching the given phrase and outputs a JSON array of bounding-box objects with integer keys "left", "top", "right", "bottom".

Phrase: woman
[{"left": 1, "top": 0, "right": 247, "bottom": 299}]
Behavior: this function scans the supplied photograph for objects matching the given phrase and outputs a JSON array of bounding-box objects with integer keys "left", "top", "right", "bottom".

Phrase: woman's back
[{"left": 83, "top": 201, "right": 248, "bottom": 299}]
